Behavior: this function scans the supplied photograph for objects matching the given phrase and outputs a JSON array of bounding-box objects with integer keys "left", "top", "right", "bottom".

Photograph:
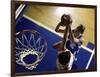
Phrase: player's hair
[
  {"left": 75, "top": 24, "right": 85, "bottom": 34},
  {"left": 58, "top": 51, "right": 71, "bottom": 66},
  {"left": 61, "top": 14, "right": 72, "bottom": 26}
]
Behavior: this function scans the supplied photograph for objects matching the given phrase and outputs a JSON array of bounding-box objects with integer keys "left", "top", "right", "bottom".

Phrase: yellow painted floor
[{"left": 24, "top": 4, "right": 95, "bottom": 46}]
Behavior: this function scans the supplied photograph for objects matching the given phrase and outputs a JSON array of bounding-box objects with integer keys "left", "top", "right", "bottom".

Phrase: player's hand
[{"left": 53, "top": 42, "right": 66, "bottom": 51}]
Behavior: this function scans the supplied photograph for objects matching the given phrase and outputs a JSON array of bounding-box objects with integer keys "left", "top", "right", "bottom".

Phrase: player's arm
[
  {"left": 68, "top": 25, "right": 81, "bottom": 44},
  {"left": 68, "top": 52, "right": 74, "bottom": 70},
  {"left": 72, "top": 35, "right": 84, "bottom": 46},
  {"left": 78, "top": 35, "right": 84, "bottom": 45},
  {"left": 68, "top": 26, "right": 75, "bottom": 43},
  {"left": 55, "top": 22, "right": 65, "bottom": 33}
]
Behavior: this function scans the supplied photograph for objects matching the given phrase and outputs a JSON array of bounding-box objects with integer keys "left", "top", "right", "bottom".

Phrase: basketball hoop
[{"left": 16, "top": 30, "right": 47, "bottom": 70}]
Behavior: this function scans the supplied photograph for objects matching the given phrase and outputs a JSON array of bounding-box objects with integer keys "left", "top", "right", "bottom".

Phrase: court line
[
  {"left": 16, "top": 4, "right": 26, "bottom": 19},
  {"left": 16, "top": 4, "right": 23, "bottom": 16},
  {"left": 23, "top": 15, "right": 94, "bottom": 53},
  {"left": 85, "top": 49, "right": 95, "bottom": 69},
  {"left": 81, "top": 45, "right": 94, "bottom": 53}
]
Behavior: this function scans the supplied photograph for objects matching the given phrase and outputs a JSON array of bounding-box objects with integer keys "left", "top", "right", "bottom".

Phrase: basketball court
[{"left": 15, "top": 4, "right": 96, "bottom": 73}]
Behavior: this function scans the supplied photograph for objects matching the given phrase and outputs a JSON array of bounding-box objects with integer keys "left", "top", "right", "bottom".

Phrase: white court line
[
  {"left": 16, "top": 4, "right": 23, "bottom": 16},
  {"left": 16, "top": 4, "right": 26, "bottom": 19},
  {"left": 81, "top": 45, "right": 94, "bottom": 53},
  {"left": 85, "top": 49, "right": 95, "bottom": 69},
  {"left": 23, "top": 15, "right": 95, "bottom": 69}
]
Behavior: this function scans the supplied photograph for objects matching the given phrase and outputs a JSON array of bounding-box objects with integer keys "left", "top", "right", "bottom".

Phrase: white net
[{"left": 16, "top": 30, "right": 47, "bottom": 70}]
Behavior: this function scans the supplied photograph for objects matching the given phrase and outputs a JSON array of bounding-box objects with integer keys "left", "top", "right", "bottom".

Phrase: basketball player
[
  {"left": 66, "top": 24, "right": 85, "bottom": 54},
  {"left": 57, "top": 50, "right": 74, "bottom": 70},
  {"left": 53, "top": 14, "right": 74, "bottom": 70},
  {"left": 54, "top": 14, "right": 72, "bottom": 51}
]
